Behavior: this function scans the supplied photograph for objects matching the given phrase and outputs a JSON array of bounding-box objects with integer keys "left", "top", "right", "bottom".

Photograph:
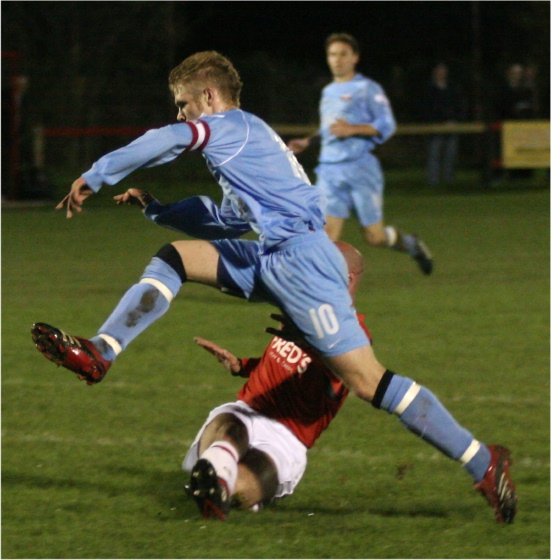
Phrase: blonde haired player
[{"left": 33, "top": 51, "right": 516, "bottom": 523}]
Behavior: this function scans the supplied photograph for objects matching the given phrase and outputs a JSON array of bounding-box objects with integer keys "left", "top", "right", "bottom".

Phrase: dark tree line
[
  {"left": 2, "top": 1, "right": 549, "bottom": 182},
  {"left": 3, "top": 1, "right": 549, "bottom": 126}
]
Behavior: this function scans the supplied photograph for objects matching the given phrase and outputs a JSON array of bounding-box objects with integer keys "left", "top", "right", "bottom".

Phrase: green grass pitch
[{"left": 2, "top": 171, "right": 549, "bottom": 558}]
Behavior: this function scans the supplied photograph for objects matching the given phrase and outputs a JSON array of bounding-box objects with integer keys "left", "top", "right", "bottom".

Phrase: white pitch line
[
  {"left": 312, "top": 447, "right": 549, "bottom": 468},
  {"left": 451, "top": 395, "right": 546, "bottom": 405},
  {"left": 3, "top": 432, "right": 549, "bottom": 468},
  {"left": 5, "top": 378, "right": 546, "bottom": 405},
  {"left": 2, "top": 431, "right": 192, "bottom": 449}
]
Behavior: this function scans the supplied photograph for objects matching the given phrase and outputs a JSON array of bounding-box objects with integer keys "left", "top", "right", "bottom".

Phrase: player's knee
[
  {"left": 206, "top": 413, "right": 249, "bottom": 455},
  {"left": 222, "top": 418, "right": 248, "bottom": 449},
  {"left": 154, "top": 243, "right": 187, "bottom": 283},
  {"left": 140, "top": 243, "right": 187, "bottom": 300}
]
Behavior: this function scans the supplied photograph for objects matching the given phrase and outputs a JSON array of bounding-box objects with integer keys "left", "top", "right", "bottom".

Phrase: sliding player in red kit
[{"left": 183, "top": 240, "right": 370, "bottom": 519}]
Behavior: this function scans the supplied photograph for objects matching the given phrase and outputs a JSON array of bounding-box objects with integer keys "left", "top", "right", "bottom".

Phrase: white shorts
[{"left": 182, "top": 401, "right": 308, "bottom": 499}]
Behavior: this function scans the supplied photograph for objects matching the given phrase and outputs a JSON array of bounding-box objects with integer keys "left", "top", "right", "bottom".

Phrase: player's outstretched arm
[
  {"left": 194, "top": 337, "right": 242, "bottom": 375},
  {"left": 55, "top": 177, "right": 95, "bottom": 218},
  {"left": 114, "top": 189, "right": 251, "bottom": 240}
]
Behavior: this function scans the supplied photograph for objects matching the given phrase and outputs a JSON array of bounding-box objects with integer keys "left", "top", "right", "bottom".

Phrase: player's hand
[
  {"left": 265, "top": 313, "right": 306, "bottom": 344},
  {"left": 329, "top": 118, "right": 354, "bottom": 138},
  {"left": 56, "top": 177, "right": 94, "bottom": 218},
  {"left": 287, "top": 137, "right": 310, "bottom": 155},
  {"left": 114, "top": 188, "right": 155, "bottom": 210},
  {"left": 194, "top": 337, "right": 242, "bottom": 376}
]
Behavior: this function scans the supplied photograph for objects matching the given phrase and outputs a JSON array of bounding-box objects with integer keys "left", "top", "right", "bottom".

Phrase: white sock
[
  {"left": 201, "top": 441, "right": 239, "bottom": 495},
  {"left": 384, "top": 226, "right": 398, "bottom": 247}
]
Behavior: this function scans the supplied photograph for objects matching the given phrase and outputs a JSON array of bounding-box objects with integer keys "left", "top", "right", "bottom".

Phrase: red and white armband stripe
[{"left": 184, "top": 119, "right": 211, "bottom": 151}]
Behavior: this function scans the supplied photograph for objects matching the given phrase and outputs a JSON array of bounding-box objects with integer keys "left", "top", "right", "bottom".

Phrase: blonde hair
[{"left": 169, "top": 51, "right": 242, "bottom": 106}]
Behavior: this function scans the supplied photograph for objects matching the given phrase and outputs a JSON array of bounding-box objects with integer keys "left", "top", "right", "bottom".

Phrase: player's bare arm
[
  {"left": 194, "top": 337, "right": 242, "bottom": 375},
  {"left": 330, "top": 118, "right": 380, "bottom": 138},
  {"left": 56, "top": 176, "right": 95, "bottom": 219}
]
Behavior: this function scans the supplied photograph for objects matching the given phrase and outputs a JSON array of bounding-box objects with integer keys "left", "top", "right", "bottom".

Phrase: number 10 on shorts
[{"left": 309, "top": 304, "right": 340, "bottom": 338}]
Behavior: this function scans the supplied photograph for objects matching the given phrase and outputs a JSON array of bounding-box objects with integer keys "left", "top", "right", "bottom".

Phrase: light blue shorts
[
  {"left": 211, "top": 231, "right": 370, "bottom": 357},
  {"left": 315, "top": 153, "right": 384, "bottom": 227}
]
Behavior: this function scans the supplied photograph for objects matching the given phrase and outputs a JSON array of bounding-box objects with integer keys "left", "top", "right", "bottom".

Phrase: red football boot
[
  {"left": 475, "top": 445, "right": 517, "bottom": 524},
  {"left": 31, "top": 322, "right": 111, "bottom": 385}
]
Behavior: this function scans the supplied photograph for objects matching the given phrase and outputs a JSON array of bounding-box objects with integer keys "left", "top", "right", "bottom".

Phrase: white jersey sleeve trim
[{"left": 184, "top": 120, "right": 211, "bottom": 151}]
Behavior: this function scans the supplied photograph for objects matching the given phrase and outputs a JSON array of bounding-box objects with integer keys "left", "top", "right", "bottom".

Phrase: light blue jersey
[
  {"left": 82, "top": 109, "right": 369, "bottom": 356},
  {"left": 315, "top": 73, "right": 396, "bottom": 226},
  {"left": 82, "top": 110, "right": 324, "bottom": 249},
  {"left": 318, "top": 73, "right": 396, "bottom": 163}
]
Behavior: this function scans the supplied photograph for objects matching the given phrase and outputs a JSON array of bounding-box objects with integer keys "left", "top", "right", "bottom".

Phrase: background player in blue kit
[
  {"left": 289, "top": 33, "right": 433, "bottom": 275},
  {"left": 32, "top": 50, "right": 516, "bottom": 523}
]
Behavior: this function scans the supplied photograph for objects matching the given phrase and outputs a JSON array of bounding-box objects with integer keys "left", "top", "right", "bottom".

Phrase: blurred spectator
[
  {"left": 496, "top": 64, "right": 539, "bottom": 181},
  {"left": 1, "top": 73, "right": 55, "bottom": 201},
  {"left": 523, "top": 63, "right": 540, "bottom": 118},
  {"left": 2, "top": 75, "right": 28, "bottom": 199},
  {"left": 498, "top": 63, "right": 537, "bottom": 120},
  {"left": 421, "top": 62, "right": 467, "bottom": 187}
]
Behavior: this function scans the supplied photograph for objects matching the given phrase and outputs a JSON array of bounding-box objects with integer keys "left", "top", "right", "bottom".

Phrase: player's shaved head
[{"left": 335, "top": 241, "right": 365, "bottom": 276}]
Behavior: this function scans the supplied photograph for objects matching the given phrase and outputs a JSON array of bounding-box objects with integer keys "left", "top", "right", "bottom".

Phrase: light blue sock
[
  {"left": 90, "top": 257, "right": 183, "bottom": 361},
  {"left": 380, "top": 373, "right": 491, "bottom": 482}
]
